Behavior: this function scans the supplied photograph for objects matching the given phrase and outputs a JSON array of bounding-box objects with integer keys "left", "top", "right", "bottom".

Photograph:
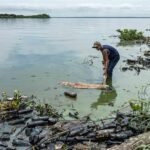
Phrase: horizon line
[{"left": 51, "top": 16, "right": 150, "bottom": 19}]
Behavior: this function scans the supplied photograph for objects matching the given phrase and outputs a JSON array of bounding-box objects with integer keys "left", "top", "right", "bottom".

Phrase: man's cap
[{"left": 92, "top": 41, "right": 101, "bottom": 48}]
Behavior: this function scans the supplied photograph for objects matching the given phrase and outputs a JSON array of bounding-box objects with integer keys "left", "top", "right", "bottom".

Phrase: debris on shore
[
  {"left": 0, "top": 90, "right": 150, "bottom": 150},
  {"left": 121, "top": 50, "right": 150, "bottom": 74}
]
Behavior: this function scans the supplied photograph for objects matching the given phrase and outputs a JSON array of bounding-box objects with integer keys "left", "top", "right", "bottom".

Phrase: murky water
[{"left": 0, "top": 18, "right": 150, "bottom": 119}]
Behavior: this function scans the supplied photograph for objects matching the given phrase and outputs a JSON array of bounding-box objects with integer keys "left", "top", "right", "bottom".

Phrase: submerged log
[{"left": 61, "top": 81, "right": 109, "bottom": 90}]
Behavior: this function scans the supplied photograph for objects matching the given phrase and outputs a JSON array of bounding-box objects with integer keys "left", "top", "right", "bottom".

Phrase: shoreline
[{"left": 0, "top": 91, "right": 149, "bottom": 149}]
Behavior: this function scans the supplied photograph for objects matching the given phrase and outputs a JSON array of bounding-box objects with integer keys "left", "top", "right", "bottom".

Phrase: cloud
[
  {"left": 0, "top": 1, "right": 149, "bottom": 16},
  {"left": 0, "top": 3, "right": 144, "bottom": 10}
]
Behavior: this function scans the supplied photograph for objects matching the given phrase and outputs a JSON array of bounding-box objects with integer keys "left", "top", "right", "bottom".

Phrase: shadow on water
[{"left": 91, "top": 78, "right": 117, "bottom": 109}]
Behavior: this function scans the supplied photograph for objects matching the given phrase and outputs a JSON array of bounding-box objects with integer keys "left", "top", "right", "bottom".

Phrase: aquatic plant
[
  {"left": 35, "top": 103, "right": 61, "bottom": 118},
  {"left": 12, "top": 90, "right": 22, "bottom": 109},
  {"left": 0, "top": 90, "right": 22, "bottom": 111},
  {"left": 117, "top": 29, "right": 145, "bottom": 41},
  {"left": 128, "top": 86, "right": 150, "bottom": 132},
  {"left": 1, "top": 92, "right": 7, "bottom": 101},
  {"left": 129, "top": 100, "right": 150, "bottom": 115},
  {"left": 136, "top": 144, "right": 150, "bottom": 150}
]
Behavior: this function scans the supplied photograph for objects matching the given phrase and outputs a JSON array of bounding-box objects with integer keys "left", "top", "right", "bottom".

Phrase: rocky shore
[{"left": 0, "top": 91, "right": 150, "bottom": 150}]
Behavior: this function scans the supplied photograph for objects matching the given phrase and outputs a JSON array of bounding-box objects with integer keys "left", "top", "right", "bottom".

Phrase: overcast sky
[{"left": 0, "top": 0, "right": 150, "bottom": 17}]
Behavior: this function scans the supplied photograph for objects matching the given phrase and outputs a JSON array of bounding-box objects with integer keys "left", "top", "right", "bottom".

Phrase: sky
[{"left": 0, "top": 0, "right": 150, "bottom": 17}]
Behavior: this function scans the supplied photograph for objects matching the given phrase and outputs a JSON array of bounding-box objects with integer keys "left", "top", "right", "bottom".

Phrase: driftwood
[
  {"left": 107, "top": 131, "right": 150, "bottom": 150},
  {"left": 61, "top": 81, "right": 109, "bottom": 90}
]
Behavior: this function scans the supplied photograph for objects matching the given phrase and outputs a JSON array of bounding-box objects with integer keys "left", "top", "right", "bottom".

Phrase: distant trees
[{"left": 0, "top": 14, "right": 50, "bottom": 18}]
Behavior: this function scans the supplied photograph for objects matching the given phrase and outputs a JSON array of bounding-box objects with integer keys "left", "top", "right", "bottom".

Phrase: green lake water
[{"left": 0, "top": 18, "right": 150, "bottom": 119}]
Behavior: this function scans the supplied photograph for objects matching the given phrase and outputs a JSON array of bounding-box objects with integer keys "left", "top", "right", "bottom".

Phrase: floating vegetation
[
  {"left": 116, "top": 29, "right": 150, "bottom": 45},
  {"left": 117, "top": 29, "right": 145, "bottom": 41},
  {"left": 0, "top": 13, "right": 50, "bottom": 18}
]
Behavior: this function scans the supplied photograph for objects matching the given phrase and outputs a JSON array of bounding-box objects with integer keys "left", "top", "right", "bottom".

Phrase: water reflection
[{"left": 91, "top": 78, "right": 117, "bottom": 109}]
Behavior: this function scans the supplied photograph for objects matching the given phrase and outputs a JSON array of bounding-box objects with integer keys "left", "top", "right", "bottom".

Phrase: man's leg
[{"left": 107, "top": 55, "right": 120, "bottom": 77}]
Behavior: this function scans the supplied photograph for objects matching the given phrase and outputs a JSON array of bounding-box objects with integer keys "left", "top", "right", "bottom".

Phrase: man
[{"left": 92, "top": 41, "right": 120, "bottom": 80}]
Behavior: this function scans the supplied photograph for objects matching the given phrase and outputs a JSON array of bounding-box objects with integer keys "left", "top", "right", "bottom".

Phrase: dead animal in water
[{"left": 61, "top": 81, "right": 109, "bottom": 90}]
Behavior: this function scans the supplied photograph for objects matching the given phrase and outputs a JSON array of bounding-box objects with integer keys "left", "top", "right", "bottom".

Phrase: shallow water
[{"left": 0, "top": 18, "right": 150, "bottom": 119}]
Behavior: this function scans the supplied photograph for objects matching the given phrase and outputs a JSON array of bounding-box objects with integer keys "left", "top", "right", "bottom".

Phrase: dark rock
[
  {"left": 18, "top": 109, "right": 33, "bottom": 114},
  {"left": 106, "top": 140, "right": 122, "bottom": 146},
  {"left": 108, "top": 102, "right": 114, "bottom": 107},
  {"left": 68, "top": 112, "right": 79, "bottom": 119},
  {"left": 121, "top": 67, "right": 128, "bottom": 72},
  {"left": 0, "top": 134, "right": 10, "bottom": 141},
  {"left": 6, "top": 147, "right": 16, "bottom": 150},
  {"left": 29, "top": 134, "right": 39, "bottom": 145},
  {"left": 144, "top": 50, "right": 150, "bottom": 56},
  {"left": 32, "top": 116, "right": 49, "bottom": 121},
  {"left": 69, "top": 127, "right": 84, "bottom": 136},
  {"left": 64, "top": 91, "right": 77, "bottom": 98},
  {"left": 48, "top": 118, "right": 58, "bottom": 125},
  {"left": 47, "top": 143, "right": 55, "bottom": 150},
  {"left": 25, "top": 127, "right": 33, "bottom": 136},
  {"left": 0, "top": 142, "right": 8, "bottom": 147},
  {"left": 8, "top": 118, "right": 25, "bottom": 125},
  {"left": 27, "top": 120, "right": 49, "bottom": 127},
  {"left": 12, "top": 139, "right": 31, "bottom": 146}
]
